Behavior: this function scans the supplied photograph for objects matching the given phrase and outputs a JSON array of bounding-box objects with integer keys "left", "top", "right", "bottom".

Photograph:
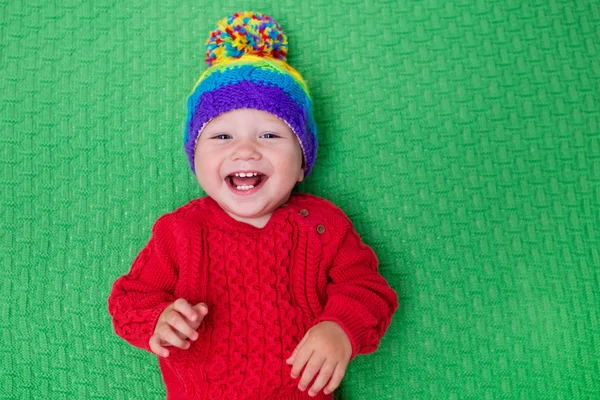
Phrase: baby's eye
[
  {"left": 211, "top": 134, "right": 232, "bottom": 140},
  {"left": 261, "top": 132, "right": 280, "bottom": 139}
]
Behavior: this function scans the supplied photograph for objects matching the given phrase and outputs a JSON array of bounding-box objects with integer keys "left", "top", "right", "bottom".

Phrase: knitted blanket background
[{"left": 2, "top": 0, "right": 599, "bottom": 399}]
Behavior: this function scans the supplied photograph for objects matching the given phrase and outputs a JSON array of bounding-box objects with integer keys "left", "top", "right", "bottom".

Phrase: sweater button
[
  {"left": 316, "top": 224, "right": 325, "bottom": 234},
  {"left": 299, "top": 209, "right": 309, "bottom": 217}
]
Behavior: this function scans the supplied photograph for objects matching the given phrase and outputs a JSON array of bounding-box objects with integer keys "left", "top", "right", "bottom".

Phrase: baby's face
[{"left": 194, "top": 108, "right": 305, "bottom": 228}]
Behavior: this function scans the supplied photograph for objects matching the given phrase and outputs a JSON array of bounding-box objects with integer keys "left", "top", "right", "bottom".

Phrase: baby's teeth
[
  {"left": 235, "top": 185, "right": 255, "bottom": 191},
  {"left": 239, "top": 172, "right": 247, "bottom": 177}
]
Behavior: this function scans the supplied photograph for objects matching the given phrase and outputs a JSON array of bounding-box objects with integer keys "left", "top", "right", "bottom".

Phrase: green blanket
[{"left": 2, "top": 0, "right": 599, "bottom": 398}]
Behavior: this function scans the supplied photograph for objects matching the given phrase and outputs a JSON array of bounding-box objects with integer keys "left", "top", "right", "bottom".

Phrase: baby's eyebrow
[{"left": 263, "top": 124, "right": 288, "bottom": 130}]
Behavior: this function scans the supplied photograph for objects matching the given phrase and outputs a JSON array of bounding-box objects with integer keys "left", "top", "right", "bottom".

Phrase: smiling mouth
[{"left": 226, "top": 172, "right": 267, "bottom": 192}]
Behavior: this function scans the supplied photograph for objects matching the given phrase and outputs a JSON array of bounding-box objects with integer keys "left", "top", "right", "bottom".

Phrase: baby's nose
[{"left": 232, "top": 141, "right": 261, "bottom": 160}]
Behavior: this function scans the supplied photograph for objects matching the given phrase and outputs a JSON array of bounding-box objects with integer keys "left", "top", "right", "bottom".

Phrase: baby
[{"left": 108, "top": 11, "right": 398, "bottom": 400}]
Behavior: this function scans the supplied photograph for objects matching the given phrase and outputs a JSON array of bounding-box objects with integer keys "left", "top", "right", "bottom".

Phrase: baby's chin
[{"left": 222, "top": 201, "right": 278, "bottom": 220}]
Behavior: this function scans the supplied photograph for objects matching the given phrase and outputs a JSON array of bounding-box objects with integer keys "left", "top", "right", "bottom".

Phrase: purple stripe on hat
[{"left": 185, "top": 80, "right": 316, "bottom": 177}]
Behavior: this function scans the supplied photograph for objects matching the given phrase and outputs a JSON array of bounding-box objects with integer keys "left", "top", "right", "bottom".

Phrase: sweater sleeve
[
  {"left": 312, "top": 220, "right": 399, "bottom": 360},
  {"left": 107, "top": 213, "right": 180, "bottom": 353}
]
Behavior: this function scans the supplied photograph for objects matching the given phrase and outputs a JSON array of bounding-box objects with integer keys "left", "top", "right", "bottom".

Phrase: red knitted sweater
[{"left": 108, "top": 193, "right": 398, "bottom": 400}]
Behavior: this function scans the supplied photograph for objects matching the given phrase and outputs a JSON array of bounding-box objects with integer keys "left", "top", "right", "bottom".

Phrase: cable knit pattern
[{"left": 108, "top": 193, "right": 398, "bottom": 399}]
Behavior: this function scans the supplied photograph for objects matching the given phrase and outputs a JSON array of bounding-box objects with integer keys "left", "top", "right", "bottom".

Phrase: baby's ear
[
  {"left": 297, "top": 158, "right": 305, "bottom": 182},
  {"left": 297, "top": 168, "right": 305, "bottom": 183}
]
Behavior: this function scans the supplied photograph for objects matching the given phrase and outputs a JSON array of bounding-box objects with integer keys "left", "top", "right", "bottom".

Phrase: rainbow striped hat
[{"left": 184, "top": 11, "right": 317, "bottom": 177}]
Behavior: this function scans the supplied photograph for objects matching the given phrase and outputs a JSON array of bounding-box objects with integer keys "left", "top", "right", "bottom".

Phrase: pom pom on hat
[{"left": 205, "top": 11, "right": 288, "bottom": 66}]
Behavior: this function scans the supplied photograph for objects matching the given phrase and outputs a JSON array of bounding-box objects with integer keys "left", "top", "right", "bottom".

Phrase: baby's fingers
[
  {"left": 166, "top": 311, "right": 199, "bottom": 341},
  {"left": 323, "top": 363, "right": 347, "bottom": 395},
  {"left": 297, "top": 354, "right": 326, "bottom": 392},
  {"left": 290, "top": 346, "right": 313, "bottom": 379},
  {"left": 189, "top": 303, "right": 209, "bottom": 330},
  {"left": 160, "top": 325, "right": 192, "bottom": 350},
  {"left": 308, "top": 361, "right": 337, "bottom": 397},
  {"left": 149, "top": 334, "right": 170, "bottom": 358},
  {"left": 172, "top": 298, "right": 201, "bottom": 323}
]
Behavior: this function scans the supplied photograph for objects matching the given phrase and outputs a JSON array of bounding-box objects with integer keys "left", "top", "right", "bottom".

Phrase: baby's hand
[
  {"left": 286, "top": 321, "right": 352, "bottom": 397},
  {"left": 149, "top": 298, "right": 208, "bottom": 358}
]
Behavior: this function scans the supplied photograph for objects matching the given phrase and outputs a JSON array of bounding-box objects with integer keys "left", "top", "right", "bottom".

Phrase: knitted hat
[{"left": 184, "top": 11, "right": 318, "bottom": 177}]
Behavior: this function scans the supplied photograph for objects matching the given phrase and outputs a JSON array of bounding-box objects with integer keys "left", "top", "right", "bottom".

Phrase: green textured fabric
[{"left": 2, "top": 0, "right": 599, "bottom": 398}]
